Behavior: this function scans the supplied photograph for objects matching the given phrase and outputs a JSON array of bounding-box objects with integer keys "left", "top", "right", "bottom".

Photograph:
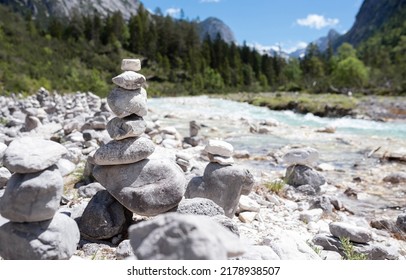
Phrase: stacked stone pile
[
  {"left": 80, "top": 59, "right": 186, "bottom": 241},
  {"left": 0, "top": 137, "right": 80, "bottom": 259},
  {"left": 185, "top": 140, "right": 255, "bottom": 218},
  {"left": 283, "top": 147, "right": 326, "bottom": 194}
]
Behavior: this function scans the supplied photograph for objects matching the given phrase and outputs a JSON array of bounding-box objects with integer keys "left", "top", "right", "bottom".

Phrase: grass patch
[
  {"left": 340, "top": 237, "right": 367, "bottom": 260},
  {"left": 222, "top": 92, "right": 359, "bottom": 118},
  {"left": 264, "top": 179, "right": 285, "bottom": 194}
]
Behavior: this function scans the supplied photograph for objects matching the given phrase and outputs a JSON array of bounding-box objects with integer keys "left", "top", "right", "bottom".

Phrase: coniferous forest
[{"left": 0, "top": 3, "right": 405, "bottom": 97}]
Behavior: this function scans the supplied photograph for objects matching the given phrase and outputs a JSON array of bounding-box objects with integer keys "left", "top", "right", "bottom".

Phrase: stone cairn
[
  {"left": 0, "top": 137, "right": 80, "bottom": 260},
  {"left": 282, "top": 147, "right": 326, "bottom": 194},
  {"left": 185, "top": 139, "right": 255, "bottom": 218},
  {"left": 80, "top": 59, "right": 186, "bottom": 240}
]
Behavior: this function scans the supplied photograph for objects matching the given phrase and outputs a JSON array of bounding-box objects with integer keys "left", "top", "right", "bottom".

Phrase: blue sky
[{"left": 142, "top": 0, "right": 363, "bottom": 52}]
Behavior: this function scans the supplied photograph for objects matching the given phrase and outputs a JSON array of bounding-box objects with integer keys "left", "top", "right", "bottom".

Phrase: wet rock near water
[{"left": 285, "top": 164, "right": 326, "bottom": 189}]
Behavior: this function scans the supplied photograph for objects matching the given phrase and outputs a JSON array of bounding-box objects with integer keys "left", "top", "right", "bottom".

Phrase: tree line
[{"left": 0, "top": 3, "right": 404, "bottom": 96}]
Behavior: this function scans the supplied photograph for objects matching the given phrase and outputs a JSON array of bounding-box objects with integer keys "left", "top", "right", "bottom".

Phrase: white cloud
[
  {"left": 200, "top": 0, "right": 221, "bottom": 3},
  {"left": 165, "top": 8, "right": 181, "bottom": 17},
  {"left": 296, "top": 14, "right": 339, "bottom": 29}
]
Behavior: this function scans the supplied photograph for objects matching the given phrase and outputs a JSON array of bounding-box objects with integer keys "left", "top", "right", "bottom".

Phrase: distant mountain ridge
[
  {"left": 337, "top": 0, "right": 406, "bottom": 47},
  {"left": 290, "top": 29, "right": 340, "bottom": 58},
  {"left": 198, "top": 17, "right": 236, "bottom": 44},
  {"left": 0, "top": 0, "right": 140, "bottom": 19}
]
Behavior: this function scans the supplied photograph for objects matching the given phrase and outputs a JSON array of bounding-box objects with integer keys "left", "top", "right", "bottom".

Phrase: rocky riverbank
[
  {"left": 0, "top": 83, "right": 405, "bottom": 259},
  {"left": 222, "top": 92, "right": 406, "bottom": 121}
]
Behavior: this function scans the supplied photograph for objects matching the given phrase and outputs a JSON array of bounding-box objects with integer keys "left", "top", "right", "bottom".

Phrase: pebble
[
  {"left": 239, "top": 212, "right": 258, "bottom": 223},
  {"left": 239, "top": 195, "right": 261, "bottom": 212}
]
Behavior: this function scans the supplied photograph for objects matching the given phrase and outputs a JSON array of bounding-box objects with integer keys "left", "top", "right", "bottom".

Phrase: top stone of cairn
[{"left": 121, "top": 59, "right": 141, "bottom": 72}]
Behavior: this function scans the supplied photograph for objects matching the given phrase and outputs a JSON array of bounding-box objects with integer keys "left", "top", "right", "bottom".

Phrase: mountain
[
  {"left": 290, "top": 29, "right": 340, "bottom": 58},
  {"left": 337, "top": 0, "right": 406, "bottom": 47},
  {"left": 198, "top": 17, "right": 236, "bottom": 44},
  {"left": 0, "top": 0, "right": 140, "bottom": 19}
]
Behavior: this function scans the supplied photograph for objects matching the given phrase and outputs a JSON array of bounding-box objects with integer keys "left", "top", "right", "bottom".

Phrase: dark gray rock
[
  {"left": 211, "top": 215, "right": 240, "bottom": 236},
  {"left": 285, "top": 164, "right": 326, "bottom": 188},
  {"left": 93, "top": 159, "right": 186, "bottom": 216},
  {"left": 116, "top": 240, "right": 135, "bottom": 260},
  {"left": 396, "top": 214, "right": 406, "bottom": 232},
  {"left": 185, "top": 163, "right": 255, "bottom": 218},
  {"left": 353, "top": 243, "right": 399, "bottom": 260},
  {"left": 82, "top": 129, "right": 99, "bottom": 141},
  {"left": 370, "top": 219, "right": 397, "bottom": 232},
  {"left": 107, "top": 87, "right": 147, "bottom": 118},
  {"left": 93, "top": 137, "right": 154, "bottom": 165},
  {"left": 0, "top": 213, "right": 80, "bottom": 260},
  {"left": 309, "top": 195, "right": 334, "bottom": 213},
  {"left": 78, "top": 190, "right": 133, "bottom": 240},
  {"left": 3, "top": 137, "right": 67, "bottom": 173},
  {"left": 383, "top": 172, "right": 406, "bottom": 184},
  {"left": 295, "top": 184, "right": 320, "bottom": 195},
  {"left": 0, "top": 166, "right": 63, "bottom": 222},
  {"left": 107, "top": 115, "right": 147, "bottom": 140},
  {"left": 174, "top": 198, "right": 225, "bottom": 217},
  {"left": 77, "top": 182, "right": 105, "bottom": 198},
  {"left": 0, "top": 167, "right": 11, "bottom": 188},
  {"left": 129, "top": 213, "right": 245, "bottom": 260},
  {"left": 329, "top": 222, "right": 372, "bottom": 244},
  {"left": 312, "top": 234, "right": 342, "bottom": 254}
]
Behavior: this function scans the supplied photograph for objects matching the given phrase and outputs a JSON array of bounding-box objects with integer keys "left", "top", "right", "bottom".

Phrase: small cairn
[
  {"left": 89, "top": 59, "right": 186, "bottom": 223},
  {"left": 185, "top": 139, "right": 255, "bottom": 217},
  {"left": 283, "top": 147, "right": 326, "bottom": 193},
  {"left": 183, "top": 120, "right": 201, "bottom": 147},
  {"left": 0, "top": 137, "right": 80, "bottom": 260}
]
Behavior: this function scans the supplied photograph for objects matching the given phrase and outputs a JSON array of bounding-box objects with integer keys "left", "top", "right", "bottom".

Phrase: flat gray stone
[
  {"left": 121, "top": 59, "right": 141, "bottom": 72},
  {"left": 129, "top": 213, "right": 245, "bottom": 260},
  {"left": 283, "top": 147, "right": 319, "bottom": 166},
  {"left": 285, "top": 164, "right": 326, "bottom": 188},
  {"left": 185, "top": 163, "right": 255, "bottom": 218},
  {"left": 0, "top": 166, "right": 63, "bottom": 222},
  {"left": 79, "top": 190, "right": 133, "bottom": 240},
  {"left": 208, "top": 154, "right": 234, "bottom": 165},
  {"left": 77, "top": 182, "right": 105, "bottom": 198},
  {"left": 312, "top": 234, "right": 342, "bottom": 254},
  {"left": 107, "top": 87, "right": 147, "bottom": 118},
  {"left": 174, "top": 198, "right": 225, "bottom": 216},
  {"left": 56, "top": 158, "right": 76, "bottom": 177},
  {"left": 204, "top": 140, "right": 233, "bottom": 157},
  {"left": 93, "top": 137, "right": 154, "bottom": 165},
  {"left": 3, "top": 137, "right": 67, "bottom": 173},
  {"left": 0, "top": 167, "right": 11, "bottom": 188},
  {"left": 107, "top": 115, "right": 147, "bottom": 140},
  {"left": 329, "top": 222, "right": 372, "bottom": 244},
  {"left": 93, "top": 159, "right": 186, "bottom": 216},
  {"left": 113, "top": 71, "right": 146, "bottom": 90},
  {"left": 0, "top": 213, "right": 80, "bottom": 260}
]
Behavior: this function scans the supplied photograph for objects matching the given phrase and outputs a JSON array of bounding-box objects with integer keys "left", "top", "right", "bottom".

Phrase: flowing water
[{"left": 149, "top": 96, "right": 406, "bottom": 220}]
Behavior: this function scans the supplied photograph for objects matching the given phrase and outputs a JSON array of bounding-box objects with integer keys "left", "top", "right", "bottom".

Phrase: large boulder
[
  {"left": 0, "top": 213, "right": 80, "bottom": 260},
  {"left": 128, "top": 213, "right": 245, "bottom": 260},
  {"left": 285, "top": 164, "right": 326, "bottom": 188},
  {"left": 93, "top": 137, "right": 154, "bottom": 165},
  {"left": 185, "top": 163, "right": 255, "bottom": 218},
  {"left": 3, "top": 137, "right": 67, "bottom": 173},
  {"left": 93, "top": 159, "right": 186, "bottom": 216},
  {"left": 0, "top": 165, "right": 63, "bottom": 222},
  {"left": 78, "top": 190, "right": 133, "bottom": 240}
]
